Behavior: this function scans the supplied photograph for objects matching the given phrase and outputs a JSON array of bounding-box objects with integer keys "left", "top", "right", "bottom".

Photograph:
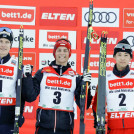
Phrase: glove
[
  {"left": 83, "top": 72, "right": 91, "bottom": 84},
  {"left": 23, "top": 64, "right": 33, "bottom": 77},
  {"left": 18, "top": 114, "right": 25, "bottom": 127}
]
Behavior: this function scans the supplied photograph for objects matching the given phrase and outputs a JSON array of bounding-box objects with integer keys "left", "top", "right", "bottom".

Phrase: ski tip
[
  {"left": 90, "top": 0, "right": 93, "bottom": 4},
  {"left": 20, "top": 25, "right": 23, "bottom": 29},
  {"left": 101, "top": 31, "right": 108, "bottom": 38}
]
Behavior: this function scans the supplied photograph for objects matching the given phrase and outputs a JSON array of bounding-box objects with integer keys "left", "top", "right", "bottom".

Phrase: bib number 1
[{"left": 0, "top": 80, "right": 2, "bottom": 92}]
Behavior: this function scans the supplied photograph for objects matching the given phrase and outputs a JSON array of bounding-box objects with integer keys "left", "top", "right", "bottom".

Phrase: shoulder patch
[{"left": 11, "top": 59, "right": 17, "bottom": 65}]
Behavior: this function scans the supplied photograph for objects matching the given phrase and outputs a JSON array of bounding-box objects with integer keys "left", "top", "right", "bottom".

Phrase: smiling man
[
  {"left": 22, "top": 38, "right": 93, "bottom": 134},
  {"left": 93, "top": 39, "right": 134, "bottom": 134},
  {"left": 0, "top": 27, "right": 25, "bottom": 134}
]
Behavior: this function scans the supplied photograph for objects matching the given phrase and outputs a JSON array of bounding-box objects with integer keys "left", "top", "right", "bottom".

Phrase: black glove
[{"left": 18, "top": 114, "right": 25, "bottom": 127}]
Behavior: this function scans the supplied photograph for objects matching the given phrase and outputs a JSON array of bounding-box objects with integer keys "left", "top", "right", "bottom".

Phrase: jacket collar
[
  {"left": 0, "top": 53, "right": 11, "bottom": 64},
  {"left": 113, "top": 64, "right": 130, "bottom": 77}
]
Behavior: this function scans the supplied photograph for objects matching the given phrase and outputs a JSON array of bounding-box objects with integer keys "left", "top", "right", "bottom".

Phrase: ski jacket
[
  {"left": 22, "top": 60, "right": 92, "bottom": 132},
  {"left": 93, "top": 64, "right": 134, "bottom": 129},
  {"left": 0, "top": 53, "right": 25, "bottom": 126}
]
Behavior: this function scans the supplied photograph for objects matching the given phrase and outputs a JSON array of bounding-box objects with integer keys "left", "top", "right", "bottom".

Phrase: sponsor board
[
  {"left": 0, "top": 5, "right": 35, "bottom": 25},
  {"left": 12, "top": 29, "right": 35, "bottom": 48},
  {"left": 81, "top": 54, "right": 115, "bottom": 74},
  {"left": 39, "top": 53, "right": 76, "bottom": 71},
  {"left": 123, "top": 32, "right": 134, "bottom": 50},
  {"left": 81, "top": 30, "right": 119, "bottom": 51},
  {"left": 124, "top": 8, "right": 134, "bottom": 28},
  {"left": 39, "top": 30, "right": 76, "bottom": 49},
  {"left": 10, "top": 52, "right": 36, "bottom": 72},
  {"left": 24, "top": 102, "right": 36, "bottom": 119},
  {"left": 40, "top": 7, "right": 77, "bottom": 26},
  {"left": 82, "top": 8, "right": 119, "bottom": 27}
]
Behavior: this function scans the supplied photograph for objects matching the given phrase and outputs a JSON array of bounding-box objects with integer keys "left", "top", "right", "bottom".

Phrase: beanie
[
  {"left": 53, "top": 38, "right": 71, "bottom": 58},
  {"left": 113, "top": 39, "right": 133, "bottom": 58},
  {"left": 0, "top": 27, "right": 13, "bottom": 45}
]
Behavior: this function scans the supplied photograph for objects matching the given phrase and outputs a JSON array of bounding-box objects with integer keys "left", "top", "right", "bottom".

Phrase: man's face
[
  {"left": 114, "top": 52, "right": 132, "bottom": 71},
  {"left": 55, "top": 46, "right": 69, "bottom": 66},
  {"left": 0, "top": 38, "right": 11, "bottom": 58}
]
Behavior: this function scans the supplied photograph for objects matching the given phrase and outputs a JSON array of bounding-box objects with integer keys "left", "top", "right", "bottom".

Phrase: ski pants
[
  {"left": 0, "top": 124, "right": 14, "bottom": 134},
  {"left": 108, "top": 128, "right": 134, "bottom": 134},
  {"left": 35, "top": 127, "right": 73, "bottom": 134}
]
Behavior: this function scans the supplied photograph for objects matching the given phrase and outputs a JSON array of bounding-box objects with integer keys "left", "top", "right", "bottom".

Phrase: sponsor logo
[
  {"left": 81, "top": 54, "right": 115, "bottom": 74},
  {"left": 108, "top": 79, "right": 134, "bottom": 90},
  {"left": 40, "top": 7, "right": 77, "bottom": 26},
  {"left": 24, "top": 106, "right": 33, "bottom": 113},
  {"left": 12, "top": 29, "right": 35, "bottom": 48},
  {"left": 46, "top": 76, "right": 72, "bottom": 88},
  {"left": 123, "top": 32, "right": 134, "bottom": 51},
  {"left": 124, "top": 9, "right": 134, "bottom": 28},
  {"left": 0, "top": 65, "right": 14, "bottom": 76},
  {"left": 0, "top": 97, "right": 16, "bottom": 105},
  {"left": 24, "top": 102, "right": 36, "bottom": 119},
  {"left": 85, "top": 11, "right": 117, "bottom": 23},
  {"left": 82, "top": 8, "right": 119, "bottom": 27},
  {"left": 47, "top": 32, "right": 68, "bottom": 42},
  {"left": 39, "top": 30, "right": 76, "bottom": 49},
  {"left": 0, "top": 5, "right": 35, "bottom": 25},
  {"left": 109, "top": 111, "right": 134, "bottom": 119}
]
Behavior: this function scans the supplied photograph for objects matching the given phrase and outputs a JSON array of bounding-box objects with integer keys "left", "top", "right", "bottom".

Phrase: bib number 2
[{"left": 119, "top": 93, "right": 126, "bottom": 106}]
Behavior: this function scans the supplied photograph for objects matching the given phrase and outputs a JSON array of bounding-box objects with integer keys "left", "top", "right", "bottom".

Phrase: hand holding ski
[
  {"left": 79, "top": 0, "right": 98, "bottom": 134},
  {"left": 13, "top": 25, "right": 24, "bottom": 134}
]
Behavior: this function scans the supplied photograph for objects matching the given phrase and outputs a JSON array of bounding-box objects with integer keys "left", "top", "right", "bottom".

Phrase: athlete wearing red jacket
[{"left": 93, "top": 39, "right": 134, "bottom": 134}]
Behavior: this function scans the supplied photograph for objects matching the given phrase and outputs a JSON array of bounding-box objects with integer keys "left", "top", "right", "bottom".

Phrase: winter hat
[
  {"left": 53, "top": 38, "right": 72, "bottom": 58},
  {"left": 113, "top": 39, "right": 133, "bottom": 58},
  {"left": 0, "top": 27, "right": 13, "bottom": 45}
]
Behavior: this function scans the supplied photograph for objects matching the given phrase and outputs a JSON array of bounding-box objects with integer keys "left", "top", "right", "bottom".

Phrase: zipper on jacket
[
  {"left": 38, "top": 109, "right": 42, "bottom": 122},
  {"left": 54, "top": 110, "right": 57, "bottom": 133},
  {"left": 69, "top": 112, "right": 72, "bottom": 125},
  {"left": 58, "top": 66, "right": 62, "bottom": 81},
  {"left": 60, "top": 66, "right": 62, "bottom": 76}
]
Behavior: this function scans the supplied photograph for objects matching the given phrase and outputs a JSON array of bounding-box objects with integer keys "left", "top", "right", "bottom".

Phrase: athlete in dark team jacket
[
  {"left": 22, "top": 38, "right": 92, "bottom": 134},
  {"left": 0, "top": 27, "right": 25, "bottom": 134},
  {"left": 93, "top": 39, "right": 134, "bottom": 134}
]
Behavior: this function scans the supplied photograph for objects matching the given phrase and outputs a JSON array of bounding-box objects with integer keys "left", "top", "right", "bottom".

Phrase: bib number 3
[{"left": 53, "top": 91, "right": 61, "bottom": 104}]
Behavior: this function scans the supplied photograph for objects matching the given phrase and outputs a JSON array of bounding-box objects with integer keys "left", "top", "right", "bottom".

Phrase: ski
[
  {"left": 13, "top": 25, "right": 24, "bottom": 134},
  {"left": 79, "top": 0, "right": 98, "bottom": 134},
  {"left": 96, "top": 31, "right": 108, "bottom": 134}
]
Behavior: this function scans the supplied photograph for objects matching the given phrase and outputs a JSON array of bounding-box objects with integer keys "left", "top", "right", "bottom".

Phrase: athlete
[
  {"left": 0, "top": 27, "right": 25, "bottom": 134},
  {"left": 93, "top": 39, "right": 134, "bottom": 134},
  {"left": 22, "top": 38, "right": 92, "bottom": 134}
]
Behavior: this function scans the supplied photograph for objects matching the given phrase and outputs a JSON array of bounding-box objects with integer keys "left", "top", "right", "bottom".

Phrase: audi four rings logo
[
  {"left": 84, "top": 11, "right": 117, "bottom": 23},
  {"left": 126, "top": 36, "right": 134, "bottom": 47}
]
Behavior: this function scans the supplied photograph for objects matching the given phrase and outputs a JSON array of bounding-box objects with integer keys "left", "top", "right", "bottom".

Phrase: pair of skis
[
  {"left": 13, "top": 26, "right": 24, "bottom": 134},
  {"left": 79, "top": 0, "right": 108, "bottom": 134}
]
